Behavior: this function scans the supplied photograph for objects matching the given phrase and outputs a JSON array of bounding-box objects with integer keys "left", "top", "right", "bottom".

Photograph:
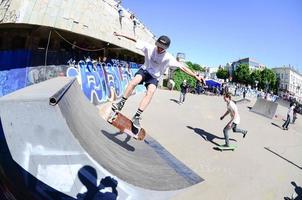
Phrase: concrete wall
[
  {"left": 1, "top": 0, "right": 156, "bottom": 54},
  {"left": 0, "top": 58, "right": 145, "bottom": 104}
]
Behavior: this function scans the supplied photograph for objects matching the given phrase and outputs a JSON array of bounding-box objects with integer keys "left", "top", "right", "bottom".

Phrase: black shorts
[{"left": 135, "top": 68, "right": 159, "bottom": 88}]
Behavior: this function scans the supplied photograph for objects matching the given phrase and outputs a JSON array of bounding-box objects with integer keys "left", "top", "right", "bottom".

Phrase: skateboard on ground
[
  {"left": 107, "top": 110, "right": 146, "bottom": 141},
  {"left": 217, "top": 144, "right": 237, "bottom": 151}
]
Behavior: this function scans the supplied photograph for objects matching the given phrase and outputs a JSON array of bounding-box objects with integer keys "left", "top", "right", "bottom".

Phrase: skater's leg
[
  {"left": 282, "top": 115, "right": 291, "bottom": 129},
  {"left": 138, "top": 84, "right": 157, "bottom": 111},
  {"left": 124, "top": 74, "right": 143, "bottom": 98},
  {"left": 223, "top": 125, "right": 231, "bottom": 146},
  {"left": 112, "top": 74, "right": 142, "bottom": 111},
  {"left": 232, "top": 123, "right": 248, "bottom": 137},
  {"left": 179, "top": 92, "right": 184, "bottom": 103},
  {"left": 132, "top": 84, "right": 156, "bottom": 129}
]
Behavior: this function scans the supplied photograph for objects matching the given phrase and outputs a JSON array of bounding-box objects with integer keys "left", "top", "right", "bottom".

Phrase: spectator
[
  {"left": 195, "top": 74, "right": 202, "bottom": 95},
  {"left": 117, "top": 4, "right": 124, "bottom": 28},
  {"left": 292, "top": 107, "right": 298, "bottom": 124},
  {"left": 179, "top": 80, "right": 189, "bottom": 104},
  {"left": 130, "top": 13, "right": 138, "bottom": 35},
  {"left": 243, "top": 87, "right": 247, "bottom": 99},
  {"left": 168, "top": 79, "right": 175, "bottom": 90},
  {"left": 282, "top": 102, "right": 296, "bottom": 130}
]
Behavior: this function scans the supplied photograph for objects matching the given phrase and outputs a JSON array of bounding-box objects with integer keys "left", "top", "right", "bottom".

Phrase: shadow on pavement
[
  {"left": 101, "top": 130, "right": 135, "bottom": 152},
  {"left": 271, "top": 122, "right": 283, "bottom": 129},
  {"left": 187, "top": 126, "right": 236, "bottom": 147},
  {"left": 76, "top": 165, "right": 118, "bottom": 200},
  {"left": 284, "top": 181, "right": 302, "bottom": 200},
  {"left": 169, "top": 99, "right": 179, "bottom": 104}
]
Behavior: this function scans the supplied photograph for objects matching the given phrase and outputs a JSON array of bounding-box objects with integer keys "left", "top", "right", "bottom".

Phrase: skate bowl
[
  {"left": 234, "top": 98, "right": 251, "bottom": 104},
  {"left": 250, "top": 98, "right": 278, "bottom": 119},
  {"left": 0, "top": 77, "right": 203, "bottom": 199}
]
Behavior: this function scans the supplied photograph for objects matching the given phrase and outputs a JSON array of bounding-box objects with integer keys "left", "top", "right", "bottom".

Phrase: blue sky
[{"left": 122, "top": 0, "right": 302, "bottom": 71}]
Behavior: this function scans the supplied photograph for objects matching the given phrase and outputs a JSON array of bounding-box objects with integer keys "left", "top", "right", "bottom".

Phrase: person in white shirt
[
  {"left": 112, "top": 32, "right": 203, "bottom": 130},
  {"left": 282, "top": 102, "right": 296, "bottom": 130},
  {"left": 220, "top": 93, "right": 248, "bottom": 147}
]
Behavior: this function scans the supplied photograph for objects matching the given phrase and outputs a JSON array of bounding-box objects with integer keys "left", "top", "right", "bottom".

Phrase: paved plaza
[{"left": 121, "top": 89, "right": 302, "bottom": 200}]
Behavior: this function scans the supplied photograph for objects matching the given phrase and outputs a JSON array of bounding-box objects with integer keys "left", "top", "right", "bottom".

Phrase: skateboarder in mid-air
[
  {"left": 220, "top": 93, "right": 248, "bottom": 147},
  {"left": 112, "top": 32, "right": 203, "bottom": 131}
]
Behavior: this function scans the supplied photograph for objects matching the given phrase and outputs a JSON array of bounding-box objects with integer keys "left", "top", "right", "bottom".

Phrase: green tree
[
  {"left": 216, "top": 67, "right": 228, "bottom": 81},
  {"left": 172, "top": 62, "right": 199, "bottom": 91},
  {"left": 249, "top": 70, "right": 261, "bottom": 88},
  {"left": 186, "top": 61, "right": 205, "bottom": 72},
  {"left": 233, "top": 64, "right": 250, "bottom": 84},
  {"left": 259, "top": 68, "right": 277, "bottom": 93}
]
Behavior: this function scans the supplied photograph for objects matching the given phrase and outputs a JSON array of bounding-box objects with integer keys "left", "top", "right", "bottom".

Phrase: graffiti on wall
[
  {"left": 67, "top": 59, "right": 145, "bottom": 104},
  {"left": 0, "top": 68, "right": 26, "bottom": 96},
  {"left": 0, "top": 0, "right": 20, "bottom": 23},
  {"left": 27, "top": 65, "right": 67, "bottom": 86},
  {"left": 0, "top": 58, "right": 144, "bottom": 104}
]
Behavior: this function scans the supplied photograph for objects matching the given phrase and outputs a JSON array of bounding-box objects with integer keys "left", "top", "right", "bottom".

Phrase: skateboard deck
[
  {"left": 217, "top": 144, "right": 237, "bottom": 151},
  {"left": 107, "top": 111, "right": 146, "bottom": 141}
]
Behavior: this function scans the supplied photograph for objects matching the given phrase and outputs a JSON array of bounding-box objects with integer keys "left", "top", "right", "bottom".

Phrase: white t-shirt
[
  {"left": 135, "top": 40, "right": 182, "bottom": 79},
  {"left": 287, "top": 106, "right": 295, "bottom": 120},
  {"left": 227, "top": 100, "right": 240, "bottom": 124}
]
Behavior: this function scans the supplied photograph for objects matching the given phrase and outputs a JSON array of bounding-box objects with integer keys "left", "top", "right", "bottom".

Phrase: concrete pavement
[{"left": 120, "top": 90, "right": 302, "bottom": 200}]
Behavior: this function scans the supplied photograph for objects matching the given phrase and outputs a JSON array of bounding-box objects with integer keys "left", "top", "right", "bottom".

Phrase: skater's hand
[
  {"left": 195, "top": 74, "right": 203, "bottom": 83},
  {"left": 227, "top": 123, "right": 232, "bottom": 128},
  {"left": 220, "top": 116, "right": 224, "bottom": 120},
  {"left": 113, "top": 32, "right": 119, "bottom": 37}
]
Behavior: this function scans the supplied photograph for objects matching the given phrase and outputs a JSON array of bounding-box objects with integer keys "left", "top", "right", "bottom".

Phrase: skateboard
[
  {"left": 107, "top": 110, "right": 146, "bottom": 141},
  {"left": 217, "top": 144, "right": 237, "bottom": 151}
]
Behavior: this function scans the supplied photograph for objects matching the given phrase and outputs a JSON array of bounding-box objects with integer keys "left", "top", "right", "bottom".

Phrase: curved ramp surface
[
  {"left": 251, "top": 98, "right": 278, "bottom": 119},
  {"left": 0, "top": 77, "right": 203, "bottom": 199}
]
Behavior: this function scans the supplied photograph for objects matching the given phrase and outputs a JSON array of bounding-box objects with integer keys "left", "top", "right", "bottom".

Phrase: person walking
[
  {"left": 111, "top": 32, "right": 203, "bottom": 130},
  {"left": 282, "top": 102, "right": 296, "bottom": 130},
  {"left": 292, "top": 107, "right": 298, "bottom": 124},
  {"left": 179, "top": 80, "right": 189, "bottom": 104},
  {"left": 220, "top": 93, "right": 248, "bottom": 147}
]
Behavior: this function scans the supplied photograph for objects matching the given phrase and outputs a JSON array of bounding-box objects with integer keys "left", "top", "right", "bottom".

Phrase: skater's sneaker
[
  {"left": 132, "top": 116, "right": 141, "bottom": 131},
  {"left": 220, "top": 144, "right": 230, "bottom": 148},
  {"left": 243, "top": 131, "right": 248, "bottom": 138},
  {"left": 112, "top": 101, "right": 124, "bottom": 112}
]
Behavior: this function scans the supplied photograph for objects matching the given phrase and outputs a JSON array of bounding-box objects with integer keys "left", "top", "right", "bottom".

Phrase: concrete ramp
[
  {"left": 234, "top": 98, "right": 251, "bottom": 104},
  {"left": 0, "top": 77, "right": 203, "bottom": 199},
  {"left": 251, "top": 98, "right": 278, "bottom": 119}
]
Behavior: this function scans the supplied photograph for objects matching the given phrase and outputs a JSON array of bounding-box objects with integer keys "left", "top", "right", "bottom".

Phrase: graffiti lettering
[
  {"left": 0, "top": 56, "right": 144, "bottom": 104},
  {"left": 0, "top": 0, "right": 19, "bottom": 23},
  {"left": 67, "top": 59, "right": 144, "bottom": 104}
]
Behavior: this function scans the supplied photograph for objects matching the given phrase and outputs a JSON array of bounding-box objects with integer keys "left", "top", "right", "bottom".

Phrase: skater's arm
[
  {"left": 220, "top": 110, "right": 229, "bottom": 120},
  {"left": 113, "top": 32, "right": 137, "bottom": 43},
  {"left": 179, "top": 65, "right": 204, "bottom": 83}
]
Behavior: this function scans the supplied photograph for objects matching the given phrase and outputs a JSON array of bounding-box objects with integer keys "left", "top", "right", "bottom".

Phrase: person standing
[
  {"left": 220, "top": 93, "right": 248, "bottom": 147},
  {"left": 282, "top": 102, "right": 296, "bottom": 130},
  {"left": 130, "top": 13, "right": 138, "bottom": 35},
  {"left": 179, "top": 80, "right": 189, "bottom": 104},
  {"left": 111, "top": 32, "right": 203, "bottom": 130},
  {"left": 292, "top": 107, "right": 298, "bottom": 124},
  {"left": 195, "top": 74, "right": 202, "bottom": 95},
  {"left": 243, "top": 87, "right": 247, "bottom": 99}
]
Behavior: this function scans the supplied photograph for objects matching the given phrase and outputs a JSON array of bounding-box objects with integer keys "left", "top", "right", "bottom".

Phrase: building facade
[
  {"left": 226, "top": 58, "right": 265, "bottom": 76},
  {"left": 272, "top": 67, "right": 302, "bottom": 100}
]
